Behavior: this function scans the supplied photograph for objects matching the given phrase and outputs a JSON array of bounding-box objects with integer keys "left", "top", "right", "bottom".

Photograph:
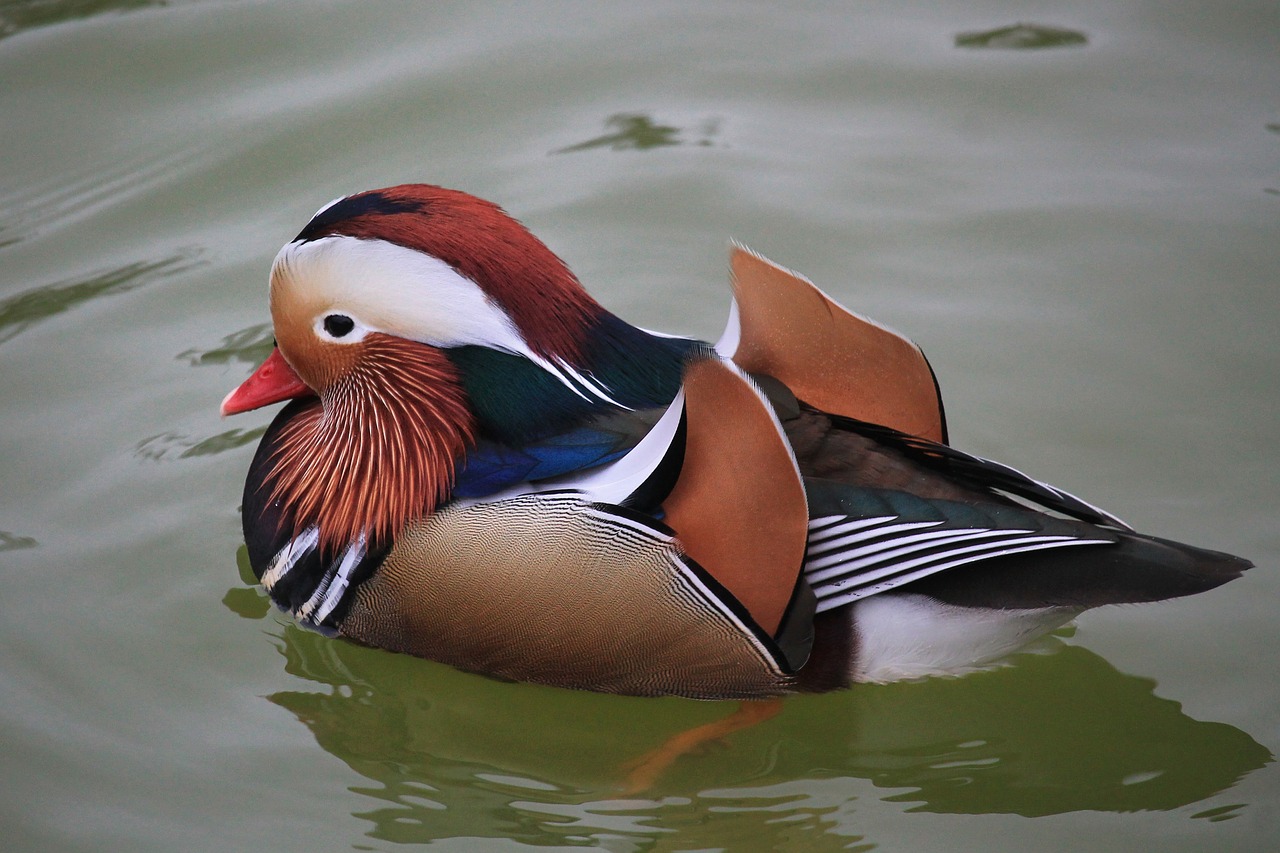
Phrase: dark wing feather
[
  {"left": 907, "top": 531, "right": 1252, "bottom": 609},
  {"left": 802, "top": 478, "right": 1115, "bottom": 611},
  {"left": 814, "top": 408, "right": 1132, "bottom": 530}
]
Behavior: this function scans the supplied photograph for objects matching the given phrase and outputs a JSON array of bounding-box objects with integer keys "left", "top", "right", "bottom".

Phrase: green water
[{"left": 2, "top": 2, "right": 1277, "bottom": 850}]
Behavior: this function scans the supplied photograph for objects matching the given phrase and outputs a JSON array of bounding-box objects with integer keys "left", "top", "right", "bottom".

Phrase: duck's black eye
[{"left": 323, "top": 314, "right": 355, "bottom": 338}]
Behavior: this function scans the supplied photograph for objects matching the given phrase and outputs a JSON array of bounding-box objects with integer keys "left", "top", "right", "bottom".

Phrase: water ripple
[
  {"left": 555, "top": 113, "right": 720, "bottom": 154},
  {"left": 178, "top": 323, "right": 274, "bottom": 367},
  {"left": 0, "top": 249, "right": 203, "bottom": 345},
  {"left": 0, "top": 0, "right": 165, "bottom": 42},
  {"left": 135, "top": 426, "right": 267, "bottom": 461},
  {"left": 0, "top": 531, "right": 38, "bottom": 551},
  {"left": 955, "top": 23, "right": 1088, "bottom": 50}
]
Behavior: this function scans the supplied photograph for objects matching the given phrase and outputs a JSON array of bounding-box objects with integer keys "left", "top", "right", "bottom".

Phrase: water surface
[{"left": 2, "top": 2, "right": 1277, "bottom": 851}]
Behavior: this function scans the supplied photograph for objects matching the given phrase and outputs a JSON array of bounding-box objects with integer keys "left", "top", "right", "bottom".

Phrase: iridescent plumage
[{"left": 223, "top": 184, "right": 1251, "bottom": 698}]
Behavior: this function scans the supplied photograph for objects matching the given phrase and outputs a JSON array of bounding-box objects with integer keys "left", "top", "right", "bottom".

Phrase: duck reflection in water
[{"left": 253, "top": 616, "right": 1269, "bottom": 848}]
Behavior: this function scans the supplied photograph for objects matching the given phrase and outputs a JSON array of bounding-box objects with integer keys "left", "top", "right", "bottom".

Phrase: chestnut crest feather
[{"left": 291, "top": 184, "right": 605, "bottom": 363}]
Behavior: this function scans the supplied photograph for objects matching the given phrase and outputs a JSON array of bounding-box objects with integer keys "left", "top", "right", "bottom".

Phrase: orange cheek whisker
[{"left": 260, "top": 335, "right": 475, "bottom": 555}]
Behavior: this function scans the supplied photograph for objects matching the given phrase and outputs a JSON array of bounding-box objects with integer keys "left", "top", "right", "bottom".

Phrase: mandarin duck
[{"left": 223, "top": 184, "right": 1251, "bottom": 700}]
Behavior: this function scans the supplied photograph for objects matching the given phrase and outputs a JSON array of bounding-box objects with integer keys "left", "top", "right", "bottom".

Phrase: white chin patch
[{"left": 849, "top": 593, "right": 1081, "bottom": 683}]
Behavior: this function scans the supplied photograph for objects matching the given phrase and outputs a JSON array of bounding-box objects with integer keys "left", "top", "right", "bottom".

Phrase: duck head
[{"left": 221, "top": 184, "right": 610, "bottom": 553}]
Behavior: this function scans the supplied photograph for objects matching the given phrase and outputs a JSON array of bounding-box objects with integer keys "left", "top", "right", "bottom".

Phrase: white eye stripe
[
  {"left": 274, "top": 236, "right": 530, "bottom": 351},
  {"left": 273, "top": 234, "right": 636, "bottom": 411}
]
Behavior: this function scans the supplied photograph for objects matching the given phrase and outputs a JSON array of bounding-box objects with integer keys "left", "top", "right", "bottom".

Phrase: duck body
[{"left": 225, "top": 184, "right": 1251, "bottom": 699}]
